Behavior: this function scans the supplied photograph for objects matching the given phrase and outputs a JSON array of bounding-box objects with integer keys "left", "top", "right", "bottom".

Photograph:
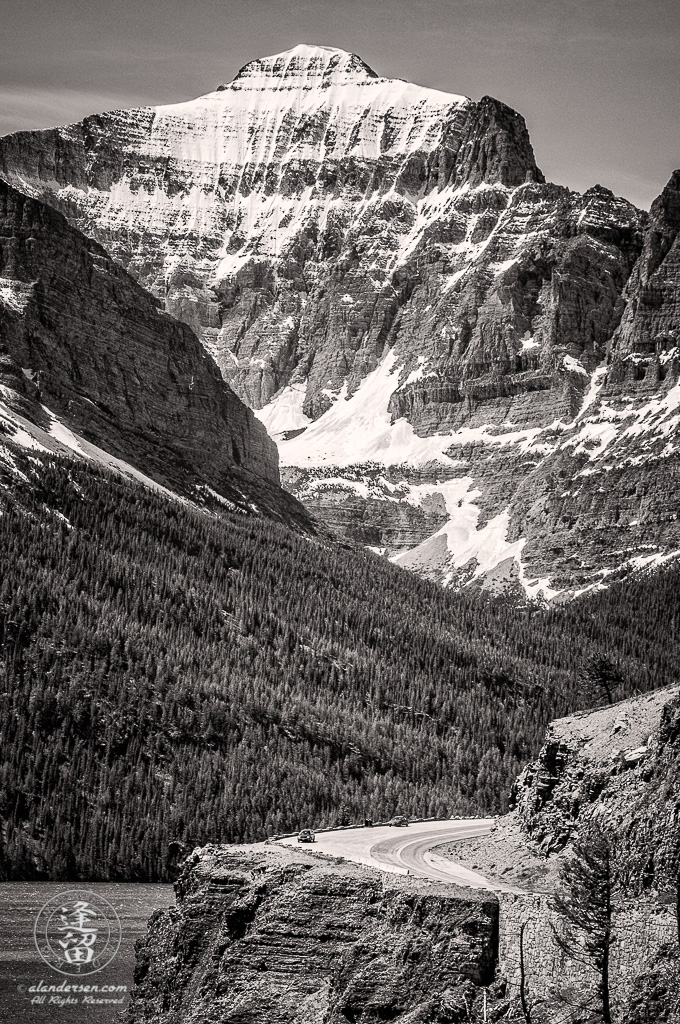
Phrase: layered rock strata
[
  {"left": 128, "top": 687, "right": 680, "bottom": 1022},
  {"left": 436, "top": 686, "right": 680, "bottom": 1019},
  {"left": 511, "top": 685, "right": 680, "bottom": 885},
  {"left": 125, "top": 845, "right": 499, "bottom": 1024}
]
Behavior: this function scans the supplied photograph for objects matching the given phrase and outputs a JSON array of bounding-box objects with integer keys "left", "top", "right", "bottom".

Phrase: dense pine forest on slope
[{"left": 1, "top": 457, "right": 679, "bottom": 881}]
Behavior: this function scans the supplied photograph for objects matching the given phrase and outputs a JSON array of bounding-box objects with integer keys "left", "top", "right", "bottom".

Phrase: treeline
[{"left": 1, "top": 458, "right": 679, "bottom": 880}]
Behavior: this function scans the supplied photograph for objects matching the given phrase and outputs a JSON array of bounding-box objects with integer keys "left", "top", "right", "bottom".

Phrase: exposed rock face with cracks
[
  {"left": 510, "top": 684, "right": 680, "bottom": 892},
  {"left": 125, "top": 844, "right": 501, "bottom": 1024},
  {"left": 126, "top": 689, "right": 680, "bottom": 1023},
  {"left": 437, "top": 685, "right": 680, "bottom": 1021}
]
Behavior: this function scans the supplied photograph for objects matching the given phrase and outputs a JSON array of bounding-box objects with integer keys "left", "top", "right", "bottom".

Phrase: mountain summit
[
  {"left": 222, "top": 43, "right": 379, "bottom": 90},
  {"left": 1, "top": 47, "right": 677, "bottom": 597}
]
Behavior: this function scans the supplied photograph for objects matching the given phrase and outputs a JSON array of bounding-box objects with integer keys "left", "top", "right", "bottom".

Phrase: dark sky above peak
[{"left": 1, "top": 0, "right": 678, "bottom": 209}]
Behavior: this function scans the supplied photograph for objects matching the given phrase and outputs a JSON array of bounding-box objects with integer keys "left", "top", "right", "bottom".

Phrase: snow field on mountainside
[{"left": 265, "top": 345, "right": 679, "bottom": 599}]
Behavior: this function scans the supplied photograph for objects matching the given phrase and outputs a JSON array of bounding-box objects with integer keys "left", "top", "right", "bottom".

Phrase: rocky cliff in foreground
[
  {"left": 126, "top": 845, "right": 501, "bottom": 1024},
  {"left": 438, "top": 685, "right": 680, "bottom": 1021},
  {"left": 1, "top": 44, "right": 678, "bottom": 593},
  {"left": 512, "top": 686, "right": 680, "bottom": 1022},
  {"left": 511, "top": 684, "right": 680, "bottom": 885},
  {"left": 0, "top": 178, "right": 309, "bottom": 524}
]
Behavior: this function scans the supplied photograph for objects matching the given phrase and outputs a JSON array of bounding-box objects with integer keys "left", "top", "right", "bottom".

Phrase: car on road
[
  {"left": 387, "top": 815, "right": 409, "bottom": 826},
  {"left": 297, "top": 829, "right": 316, "bottom": 843}
]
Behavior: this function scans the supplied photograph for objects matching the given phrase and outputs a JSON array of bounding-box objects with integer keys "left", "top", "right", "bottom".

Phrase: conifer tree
[
  {"left": 580, "top": 657, "right": 623, "bottom": 708},
  {"left": 1, "top": 456, "right": 680, "bottom": 880},
  {"left": 552, "top": 824, "right": 617, "bottom": 1023}
]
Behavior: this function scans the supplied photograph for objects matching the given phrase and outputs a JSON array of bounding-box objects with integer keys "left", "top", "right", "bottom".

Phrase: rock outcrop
[
  {"left": 507, "top": 687, "right": 680, "bottom": 1019},
  {"left": 0, "top": 178, "right": 309, "bottom": 523},
  {"left": 0, "top": 44, "right": 546, "bottom": 410},
  {"left": 125, "top": 844, "right": 501, "bottom": 1024},
  {"left": 437, "top": 686, "right": 680, "bottom": 1020},
  {"left": 511, "top": 685, "right": 680, "bottom": 891},
  {"left": 610, "top": 169, "right": 680, "bottom": 377},
  {"left": 1, "top": 45, "right": 678, "bottom": 593}
]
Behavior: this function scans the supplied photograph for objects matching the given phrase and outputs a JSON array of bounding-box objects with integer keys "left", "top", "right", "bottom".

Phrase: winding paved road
[{"left": 275, "top": 818, "right": 522, "bottom": 893}]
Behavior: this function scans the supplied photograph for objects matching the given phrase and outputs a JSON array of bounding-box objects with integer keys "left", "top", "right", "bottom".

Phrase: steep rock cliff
[
  {"left": 511, "top": 685, "right": 680, "bottom": 891},
  {"left": 0, "top": 178, "right": 309, "bottom": 523},
  {"left": 125, "top": 844, "right": 500, "bottom": 1024},
  {"left": 127, "top": 688, "right": 680, "bottom": 1023},
  {"left": 436, "top": 686, "right": 680, "bottom": 1020},
  {"left": 0, "top": 44, "right": 545, "bottom": 411},
  {"left": 610, "top": 169, "right": 680, "bottom": 375}
]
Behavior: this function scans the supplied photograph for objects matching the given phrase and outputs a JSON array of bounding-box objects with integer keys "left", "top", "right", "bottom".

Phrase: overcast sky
[{"left": 1, "top": 0, "right": 678, "bottom": 209}]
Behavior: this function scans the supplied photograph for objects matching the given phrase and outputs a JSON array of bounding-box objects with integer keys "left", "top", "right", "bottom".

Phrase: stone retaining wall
[{"left": 499, "top": 891, "right": 676, "bottom": 1010}]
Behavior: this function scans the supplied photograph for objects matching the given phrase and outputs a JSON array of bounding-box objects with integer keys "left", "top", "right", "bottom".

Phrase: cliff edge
[{"left": 125, "top": 843, "right": 500, "bottom": 1024}]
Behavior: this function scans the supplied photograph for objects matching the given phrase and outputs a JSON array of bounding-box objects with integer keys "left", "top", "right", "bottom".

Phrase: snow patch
[
  {"left": 279, "top": 350, "right": 457, "bottom": 468},
  {"left": 195, "top": 484, "right": 242, "bottom": 511},
  {"left": 392, "top": 480, "right": 559, "bottom": 600},
  {"left": 0, "top": 388, "right": 185, "bottom": 502},
  {"left": 520, "top": 334, "right": 539, "bottom": 351},
  {"left": 400, "top": 356, "right": 428, "bottom": 387},
  {"left": 575, "top": 364, "right": 607, "bottom": 420},
  {"left": 0, "top": 277, "right": 31, "bottom": 313},
  {"left": 255, "top": 383, "right": 311, "bottom": 439},
  {"left": 563, "top": 355, "right": 588, "bottom": 376}
]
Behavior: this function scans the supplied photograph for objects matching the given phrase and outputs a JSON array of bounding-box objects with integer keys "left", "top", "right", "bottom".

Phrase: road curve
[{"left": 275, "top": 818, "right": 522, "bottom": 893}]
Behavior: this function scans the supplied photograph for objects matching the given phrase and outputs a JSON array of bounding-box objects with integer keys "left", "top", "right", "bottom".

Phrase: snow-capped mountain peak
[
  {"left": 2, "top": 47, "right": 677, "bottom": 599},
  {"left": 223, "top": 44, "right": 380, "bottom": 91}
]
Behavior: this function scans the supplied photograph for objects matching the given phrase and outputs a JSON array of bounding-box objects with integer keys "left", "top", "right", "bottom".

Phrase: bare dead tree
[
  {"left": 676, "top": 866, "right": 679, "bottom": 950},
  {"left": 519, "top": 922, "right": 533, "bottom": 1023},
  {"left": 518, "top": 922, "right": 546, "bottom": 1023}
]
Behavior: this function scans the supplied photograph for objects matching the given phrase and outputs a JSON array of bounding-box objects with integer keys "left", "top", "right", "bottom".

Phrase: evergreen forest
[{"left": 1, "top": 457, "right": 679, "bottom": 880}]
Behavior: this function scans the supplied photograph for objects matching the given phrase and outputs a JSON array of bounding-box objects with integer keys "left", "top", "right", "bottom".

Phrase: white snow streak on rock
[
  {"left": 0, "top": 389, "right": 184, "bottom": 502},
  {"left": 0, "top": 277, "right": 32, "bottom": 312}
]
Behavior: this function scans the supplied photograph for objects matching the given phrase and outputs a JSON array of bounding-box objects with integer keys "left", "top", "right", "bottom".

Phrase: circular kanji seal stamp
[{"left": 33, "top": 890, "right": 122, "bottom": 976}]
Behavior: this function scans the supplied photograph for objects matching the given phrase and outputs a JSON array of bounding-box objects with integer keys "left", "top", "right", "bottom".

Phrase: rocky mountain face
[
  {"left": 0, "top": 178, "right": 310, "bottom": 524},
  {"left": 2, "top": 44, "right": 678, "bottom": 595},
  {"left": 125, "top": 844, "right": 501, "bottom": 1024},
  {"left": 505, "top": 686, "right": 680, "bottom": 1021},
  {"left": 511, "top": 684, "right": 680, "bottom": 891},
  {"left": 611, "top": 170, "right": 680, "bottom": 375}
]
